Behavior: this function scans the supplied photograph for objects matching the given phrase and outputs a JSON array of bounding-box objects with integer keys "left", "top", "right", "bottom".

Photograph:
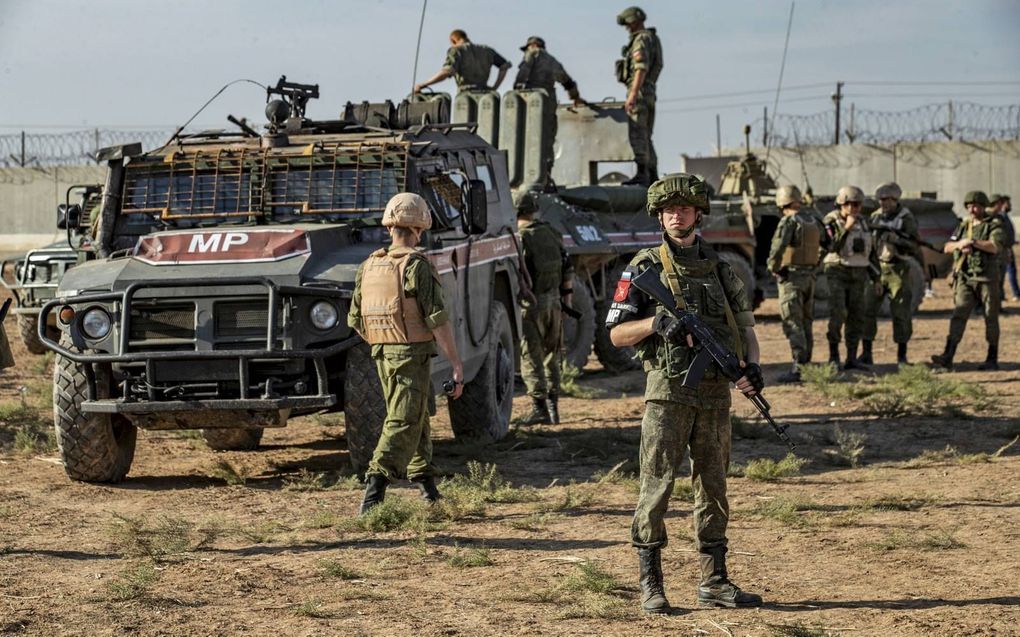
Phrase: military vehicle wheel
[
  {"left": 562, "top": 276, "right": 596, "bottom": 370},
  {"left": 344, "top": 342, "right": 386, "bottom": 475},
  {"left": 449, "top": 301, "right": 513, "bottom": 441},
  {"left": 17, "top": 314, "right": 48, "bottom": 355},
  {"left": 717, "top": 251, "right": 756, "bottom": 310},
  {"left": 594, "top": 264, "right": 640, "bottom": 373},
  {"left": 201, "top": 428, "right": 264, "bottom": 451},
  {"left": 53, "top": 337, "right": 137, "bottom": 483}
]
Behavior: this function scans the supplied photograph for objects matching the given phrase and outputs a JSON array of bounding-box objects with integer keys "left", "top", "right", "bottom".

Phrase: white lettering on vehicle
[
  {"left": 187, "top": 232, "right": 250, "bottom": 253},
  {"left": 576, "top": 225, "right": 603, "bottom": 243}
]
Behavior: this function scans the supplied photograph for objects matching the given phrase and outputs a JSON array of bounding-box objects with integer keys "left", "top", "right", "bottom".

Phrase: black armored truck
[{"left": 40, "top": 78, "right": 521, "bottom": 482}]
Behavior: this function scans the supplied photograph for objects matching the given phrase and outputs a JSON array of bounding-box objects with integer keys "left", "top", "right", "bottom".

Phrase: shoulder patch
[{"left": 613, "top": 269, "right": 634, "bottom": 302}]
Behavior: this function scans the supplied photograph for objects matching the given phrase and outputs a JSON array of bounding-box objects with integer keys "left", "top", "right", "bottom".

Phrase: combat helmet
[
  {"left": 775, "top": 185, "right": 803, "bottom": 208},
  {"left": 646, "top": 173, "right": 710, "bottom": 216},
  {"left": 617, "top": 6, "right": 646, "bottom": 25},
  {"left": 964, "top": 191, "right": 990, "bottom": 207},
  {"left": 875, "top": 182, "right": 902, "bottom": 200},
  {"left": 835, "top": 185, "right": 865, "bottom": 205},
  {"left": 382, "top": 193, "right": 432, "bottom": 230},
  {"left": 513, "top": 190, "right": 539, "bottom": 216}
]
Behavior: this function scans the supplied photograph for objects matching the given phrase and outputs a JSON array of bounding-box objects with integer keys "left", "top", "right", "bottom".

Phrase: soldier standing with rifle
[
  {"left": 861, "top": 182, "right": 921, "bottom": 366},
  {"left": 767, "top": 185, "right": 827, "bottom": 383},
  {"left": 606, "top": 174, "right": 765, "bottom": 614},
  {"left": 516, "top": 191, "right": 574, "bottom": 425},
  {"left": 822, "top": 185, "right": 882, "bottom": 371},
  {"left": 616, "top": 6, "right": 663, "bottom": 186},
  {"left": 348, "top": 194, "right": 465, "bottom": 514},
  {"left": 931, "top": 191, "right": 1006, "bottom": 371}
]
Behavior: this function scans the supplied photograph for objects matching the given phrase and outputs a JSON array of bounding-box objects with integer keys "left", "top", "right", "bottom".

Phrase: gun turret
[{"left": 266, "top": 75, "right": 320, "bottom": 118}]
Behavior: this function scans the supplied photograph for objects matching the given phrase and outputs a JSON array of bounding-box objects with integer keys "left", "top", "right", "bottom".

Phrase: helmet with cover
[
  {"left": 382, "top": 193, "right": 432, "bottom": 230},
  {"left": 874, "top": 182, "right": 902, "bottom": 201},
  {"left": 963, "top": 190, "right": 990, "bottom": 207},
  {"left": 835, "top": 185, "right": 865, "bottom": 205},
  {"left": 646, "top": 173, "right": 710, "bottom": 216},
  {"left": 616, "top": 6, "right": 646, "bottom": 25},
  {"left": 775, "top": 184, "right": 803, "bottom": 208}
]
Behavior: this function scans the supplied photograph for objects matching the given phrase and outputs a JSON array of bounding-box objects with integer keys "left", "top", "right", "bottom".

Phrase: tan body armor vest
[
  {"left": 360, "top": 247, "right": 433, "bottom": 345},
  {"left": 781, "top": 211, "right": 822, "bottom": 267},
  {"left": 823, "top": 215, "right": 873, "bottom": 268}
]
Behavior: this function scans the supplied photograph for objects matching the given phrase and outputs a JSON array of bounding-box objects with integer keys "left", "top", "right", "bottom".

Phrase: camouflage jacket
[
  {"left": 951, "top": 216, "right": 1006, "bottom": 282},
  {"left": 443, "top": 42, "right": 509, "bottom": 90},
  {"left": 514, "top": 49, "right": 576, "bottom": 98},
  {"left": 618, "top": 28, "right": 663, "bottom": 91}
]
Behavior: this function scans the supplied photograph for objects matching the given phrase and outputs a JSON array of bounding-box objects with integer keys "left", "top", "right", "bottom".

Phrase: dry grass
[
  {"left": 743, "top": 453, "right": 808, "bottom": 481},
  {"left": 446, "top": 544, "right": 493, "bottom": 568},
  {"left": 105, "top": 562, "right": 159, "bottom": 601}
]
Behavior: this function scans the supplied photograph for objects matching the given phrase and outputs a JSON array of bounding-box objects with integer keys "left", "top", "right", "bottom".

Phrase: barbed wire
[
  {"left": 758, "top": 101, "right": 1020, "bottom": 147},
  {"left": 0, "top": 129, "right": 174, "bottom": 167}
]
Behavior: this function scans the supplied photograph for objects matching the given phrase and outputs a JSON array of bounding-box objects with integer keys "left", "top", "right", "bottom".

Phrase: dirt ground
[{"left": 1, "top": 279, "right": 1018, "bottom": 637}]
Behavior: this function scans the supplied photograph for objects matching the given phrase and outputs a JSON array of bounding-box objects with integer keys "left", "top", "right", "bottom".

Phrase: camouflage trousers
[
  {"left": 0, "top": 326, "right": 13, "bottom": 369},
  {"left": 627, "top": 92, "right": 658, "bottom": 175},
  {"left": 367, "top": 352, "right": 437, "bottom": 481},
  {"left": 824, "top": 264, "right": 870, "bottom": 350},
  {"left": 863, "top": 260, "right": 914, "bottom": 344},
  {"left": 520, "top": 298, "right": 562, "bottom": 399},
  {"left": 778, "top": 269, "right": 816, "bottom": 364},
  {"left": 948, "top": 276, "right": 1001, "bottom": 348},
  {"left": 631, "top": 399, "right": 732, "bottom": 551}
]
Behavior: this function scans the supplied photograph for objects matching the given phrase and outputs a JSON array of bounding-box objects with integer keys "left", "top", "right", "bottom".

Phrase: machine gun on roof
[{"left": 266, "top": 75, "right": 320, "bottom": 118}]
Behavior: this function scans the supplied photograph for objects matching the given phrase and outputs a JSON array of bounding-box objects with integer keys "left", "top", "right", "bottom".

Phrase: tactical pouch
[
  {"left": 852, "top": 237, "right": 865, "bottom": 254},
  {"left": 615, "top": 58, "right": 628, "bottom": 84}
]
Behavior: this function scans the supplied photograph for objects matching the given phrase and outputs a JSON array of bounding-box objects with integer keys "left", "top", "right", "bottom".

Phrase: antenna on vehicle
[
  {"left": 159, "top": 79, "right": 267, "bottom": 149},
  {"left": 764, "top": 1, "right": 795, "bottom": 168},
  {"left": 410, "top": 0, "right": 429, "bottom": 95}
]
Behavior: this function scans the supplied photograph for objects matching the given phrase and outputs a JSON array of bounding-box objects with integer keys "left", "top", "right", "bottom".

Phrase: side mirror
[
  {"left": 57, "top": 204, "right": 81, "bottom": 230},
  {"left": 467, "top": 179, "right": 487, "bottom": 234}
]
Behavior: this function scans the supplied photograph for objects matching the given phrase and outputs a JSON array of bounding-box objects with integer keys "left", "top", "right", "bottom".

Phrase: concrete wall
[{"left": 0, "top": 165, "right": 105, "bottom": 251}]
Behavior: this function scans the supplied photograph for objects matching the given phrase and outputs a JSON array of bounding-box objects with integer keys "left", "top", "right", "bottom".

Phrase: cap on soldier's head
[
  {"left": 775, "top": 185, "right": 803, "bottom": 208},
  {"left": 616, "top": 6, "right": 646, "bottom": 25},
  {"left": 646, "top": 173, "right": 710, "bottom": 216},
  {"left": 520, "top": 36, "right": 545, "bottom": 51},
  {"left": 513, "top": 190, "right": 539, "bottom": 216},
  {"left": 875, "top": 182, "right": 902, "bottom": 201},
  {"left": 964, "top": 191, "right": 990, "bottom": 207},
  {"left": 382, "top": 193, "right": 432, "bottom": 230},
  {"left": 835, "top": 185, "right": 865, "bottom": 205}
]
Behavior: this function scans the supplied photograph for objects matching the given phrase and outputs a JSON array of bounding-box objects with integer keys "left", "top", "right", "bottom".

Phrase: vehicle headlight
[
  {"left": 81, "top": 307, "right": 112, "bottom": 339},
  {"left": 309, "top": 301, "right": 339, "bottom": 330}
]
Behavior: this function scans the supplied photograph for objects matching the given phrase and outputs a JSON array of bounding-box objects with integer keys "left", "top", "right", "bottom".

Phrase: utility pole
[
  {"left": 762, "top": 106, "right": 768, "bottom": 146},
  {"left": 832, "top": 81, "right": 844, "bottom": 145},
  {"left": 715, "top": 114, "right": 722, "bottom": 157}
]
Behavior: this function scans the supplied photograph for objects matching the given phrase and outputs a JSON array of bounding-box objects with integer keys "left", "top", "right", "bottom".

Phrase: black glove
[
  {"left": 742, "top": 362, "right": 765, "bottom": 393},
  {"left": 652, "top": 313, "right": 685, "bottom": 343}
]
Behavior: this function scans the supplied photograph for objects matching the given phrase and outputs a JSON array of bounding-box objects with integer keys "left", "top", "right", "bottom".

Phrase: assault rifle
[
  {"left": 870, "top": 218, "right": 939, "bottom": 252},
  {"left": 630, "top": 268, "right": 795, "bottom": 449}
]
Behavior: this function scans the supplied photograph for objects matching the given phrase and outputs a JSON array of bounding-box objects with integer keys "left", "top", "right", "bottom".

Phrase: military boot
[
  {"left": 358, "top": 474, "right": 388, "bottom": 515},
  {"left": 843, "top": 343, "right": 871, "bottom": 372},
  {"left": 828, "top": 342, "right": 841, "bottom": 368},
  {"left": 546, "top": 393, "right": 560, "bottom": 425},
  {"left": 897, "top": 342, "right": 909, "bottom": 366},
  {"left": 777, "top": 362, "right": 801, "bottom": 384},
  {"left": 638, "top": 548, "right": 671, "bottom": 614},
  {"left": 978, "top": 345, "right": 999, "bottom": 371},
  {"left": 860, "top": 340, "right": 874, "bottom": 366},
  {"left": 412, "top": 475, "right": 443, "bottom": 504},
  {"left": 697, "top": 547, "right": 763, "bottom": 609},
  {"left": 930, "top": 338, "right": 957, "bottom": 370},
  {"left": 623, "top": 164, "right": 650, "bottom": 186},
  {"left": 520, "top": 397, "right": 551, "bottom": 426}
]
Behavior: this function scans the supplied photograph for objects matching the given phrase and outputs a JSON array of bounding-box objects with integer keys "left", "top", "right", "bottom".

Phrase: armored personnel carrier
[{"left": 39, "top": 78, "right": 521, "bottom": 482}]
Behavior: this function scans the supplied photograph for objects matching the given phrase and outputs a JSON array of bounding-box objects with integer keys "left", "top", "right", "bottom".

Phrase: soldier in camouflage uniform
[
  {"left": 861, "top": 182, "right": 921, "bottom": 366},
  {"left": 606, "top": 174, "right": 764, "bottom": 614},
  {"left": 822, "top": 185, "right": 882, "bottom": 371},
  {"left": 616, "top": 6, "right": 663, "bottom": 186},
  {"left": 514, "top": 36, "right": 584, "bottom": 182},
  {"left": 988, "top": 194, "right": 1017, "bottom": 302},
  {"left": 414, "top": 29, "right": 511, "bottom": 95},
  {"left": 516, "top": 191, "right": 574, "bottom": 425},
  {"left": 767, "top": 185, "right": 826, "bottom": 383},
  {"left": 931, "top": 191, "right": 1006, "bottom": 371},
  {"left": 0, "top": 311, "right": 13, "bottom": 372},
  {"left": 348, "top": 193, "right": 465, "bottom": 514}
]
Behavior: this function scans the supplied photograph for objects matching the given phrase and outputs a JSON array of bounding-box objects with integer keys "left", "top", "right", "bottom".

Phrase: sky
[{"left": 1, "top": 0, "right": 1018, "bottom": 169}]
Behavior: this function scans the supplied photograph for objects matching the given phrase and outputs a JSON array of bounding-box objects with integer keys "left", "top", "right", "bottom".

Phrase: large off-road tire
[
  {"left": 201, "top": 428, "right": 264, "bottom": 451},
  {"left": 561, "top": 275, "right": 596, "bottom": 370},
  {"left": 594, "top": 263, "right": 640, "bottom": 373},
  {"left": 343, "top": 342, "right": 386, "bottom": 475},
  {"left": 718, "top": 251, "right": 756, "bottom": 310},
  {"left": 449, "top": 302, "right": 514, "bottom": 442},
  {"left": 53, "top": 337, "right": 137, "bottom": 483},
  {"left": 18, "top": 314, "right": 47, "bottom": 355}
]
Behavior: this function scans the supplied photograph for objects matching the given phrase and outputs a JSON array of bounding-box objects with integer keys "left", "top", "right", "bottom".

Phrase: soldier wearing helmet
[
  {"left": 414, "top": 29, "right": 511, "bottom": 95},
  {"left": 767, "top": 185, "right": 828, "bottom": 382},
  {"left": 616, "top": 6, "right": 663, "bottom": 186},
  {"left": 861, "top": 181, "right": 922, "bottom": 366},
  {"left": 931, "top": 190, "right": 1006, "bottom": 371},
  {"left": 348, "top": 193, "right": 465, "bottom": 514},
  {"left": 515, "top": 190, "right": 574, "bottom": 425},
  {"left": 821, "top": 185, "right": 882, "bottom": 370},
  {"left": 605, "top": 174, "right": 764, "bottom": 614}
]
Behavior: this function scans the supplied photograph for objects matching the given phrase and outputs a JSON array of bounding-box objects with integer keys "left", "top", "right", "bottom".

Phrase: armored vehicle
[
  {"left": 1, "top": 185, "right": 101, "bottom": 354},
  {"left": 39, "top": 78, "right": 521, "bottom": 482}
]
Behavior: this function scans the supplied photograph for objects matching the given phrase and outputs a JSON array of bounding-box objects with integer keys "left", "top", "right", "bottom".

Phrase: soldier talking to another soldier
[
  {"left": 822, "top": 186, "right": 881, "bottom": 371},
  {"left": 616, "top": 6, "right": 663, "bottom": 186},
  {"left": 414, "top": 30, "right": 511, "bottom": 95},
  {"left": 862, "top": 182, "right": 921, "bottom": 366},
  {"left": 515, "top": 191, "right": 574, "bottom": 425},
  {"left": 767, "top": 185, "right": 827, "bottom": 383},
  {"left": 606, "top": 174, "right": 764, "bottom": 614},
  {"left": 347, "top": 193, "right": 465, "bottom": 514},
  {"left": 931, "top": 191, "right": 1006, "bottom": 371}
]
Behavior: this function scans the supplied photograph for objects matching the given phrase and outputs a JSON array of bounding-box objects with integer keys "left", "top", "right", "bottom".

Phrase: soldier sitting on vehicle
[
  {"left": 414, "top": 29, "right": 511, "bottom": 95},
  {"left": 347, "top": 193, "right": 465, "bottom": 514}
]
